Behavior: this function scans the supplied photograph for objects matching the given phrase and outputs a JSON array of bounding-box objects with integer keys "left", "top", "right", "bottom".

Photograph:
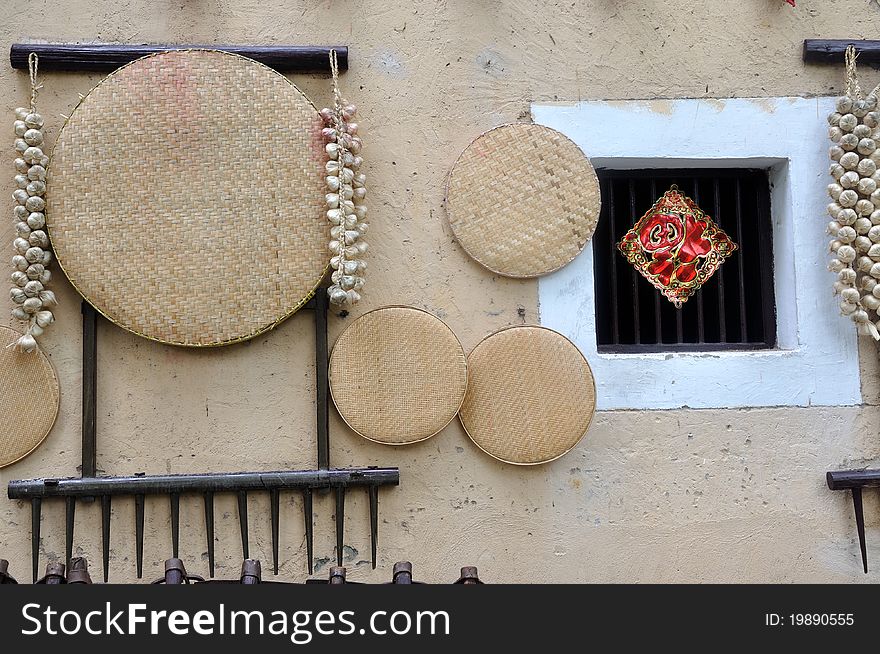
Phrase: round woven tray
[
  {"left": 46, "top": 50, "right": 328, "bottom": 346},
  {"left": 329, "top": 307, "right": 468, "bottom": 445},
  {"left": 460, "top": 325, "right": 595, "bottom": 465},
  {"left": 445, "top": 123, "right": 600, "bottom": 278},
  {"left": 0, "top": 326, "right": 60, "bottom": 468}
]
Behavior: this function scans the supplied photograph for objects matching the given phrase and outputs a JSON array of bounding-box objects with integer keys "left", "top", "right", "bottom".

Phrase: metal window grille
[{"left": 594, "top": 168, "right": 777, "bottom": 353}]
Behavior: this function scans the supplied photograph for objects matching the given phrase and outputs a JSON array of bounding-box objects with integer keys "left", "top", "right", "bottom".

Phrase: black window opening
[{"left": 594, "top": 168, "right": 777, "bottom": 353}]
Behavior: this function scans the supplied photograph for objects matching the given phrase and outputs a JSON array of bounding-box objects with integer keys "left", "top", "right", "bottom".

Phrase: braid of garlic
[
  {"left": 9, "top": 53, "right": 55, "bottom": 352},
  {"left": 321, "top": 50, "right": 367, "bottom": 307}
]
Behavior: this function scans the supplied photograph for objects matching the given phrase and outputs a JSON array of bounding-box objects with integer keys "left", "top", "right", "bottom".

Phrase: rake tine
[
  {"left": 852, "top": 487, "right": 868, "bottom": 574},
  {"left": 335, "top": 486, "right": 345, "bottom": 566},
  {"left": 270, "top": 489, "right": 280, "bottom": 575},
  {"left": 65, "top": 497, "right": 76, "bottom": 569},
  {"left": 303, "top": 488, "right": 314, "bottom": 575},
  {"left": 237, "top": 491, "right": 249, "bottom": 560},
  {"left": 204, "top": 492, "right": 215, "bottom": 578},
  {"left": 368, "top": 485, "right": 379, "bottom": 570},
  {"left": 170, "top": 493, "right": 180, "bottom": 559},
  {"left": 101, "top": 495, "right": 111, "bottom": 582},
  {"left": 31, "top": 498, "right": 41, "bottom": 583},
  {"left": 135, "top": 494, "right": 145, "bottom": 578}
]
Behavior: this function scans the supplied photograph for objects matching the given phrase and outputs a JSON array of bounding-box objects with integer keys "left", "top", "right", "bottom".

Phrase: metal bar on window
[
  {"left": 713, "top": 178, "right": 727, "bottom": 342},
  {"left": 607, "top": 178, "right": 620, "bottom": 345},
  {"left": 628, "top": 179, "right": 641, "bottom": 345},
  {"left": 650, "top": 178, "right": 662, "bottom": 344},
  {"left": 690, "top": 179, "right": 705, "bottom": 343},
  {"left": 734, "top": 178, "right": 748, "bottom": 342}
]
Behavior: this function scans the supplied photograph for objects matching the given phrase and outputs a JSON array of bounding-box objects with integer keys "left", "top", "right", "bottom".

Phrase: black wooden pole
[
  {"left": 10, "top": 43, "right": 348, "bottom": 73},
  {"left": 804, "top": 39, "right": 880, "bottom": 65},
  {"left": 81, "top": 301, "right": 98, "bottom": 480}
]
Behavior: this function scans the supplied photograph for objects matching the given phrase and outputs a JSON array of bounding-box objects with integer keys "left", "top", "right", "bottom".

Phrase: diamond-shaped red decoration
[{"left": 617, "top": 185, "right": 737, "bottom": 308}]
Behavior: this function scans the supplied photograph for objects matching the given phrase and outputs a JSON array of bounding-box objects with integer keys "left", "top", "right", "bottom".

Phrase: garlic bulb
[
  {"left": 322, "top": 50, "right": 367, "bottom": 307},
  {"left": 9, "top": 54, "right": 56, "bottom": 352}
]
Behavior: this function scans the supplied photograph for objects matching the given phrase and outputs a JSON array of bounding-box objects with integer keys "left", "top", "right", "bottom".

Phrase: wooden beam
[
  {"left": 804, "top": 39, "right": 880, "bottom": 64},
  {"left": 10, "top": 43, "right": 348, "bottom": 73}
]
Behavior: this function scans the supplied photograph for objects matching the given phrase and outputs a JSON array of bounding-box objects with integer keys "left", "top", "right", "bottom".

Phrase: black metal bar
[
  {"left": 803, "top": 39, "right": 880, "bottom": 65},
  {"left": 303, "top": 488, "right": 314, "bottom": 575},
  {"left": 606, "top": 179, "right": 620, "bottom": 345},
  {"left": 713, "top": 178, "right": 727, "bottom": 341},
  {"left": 270, "top": 489, "right": 280, "bottom": 575},
  {"left": 368, "top": 485, "right": 379, "bottom": 570},
  {"left": 852, "top": 488, "right": 868, "bottom": 574},
  {"left": 335, "top": 487, "right": 345, "bottom": 566},
  {"left": 314, "top": 289, "right": 331, "bottom": 470},
  {"left": 734, "top": 179, "right": 748, "bottom": 341},
  {"left": 31, "top": 498, "right": 41, "bottom": 583},
  {"left": 10, "top": 43, "right": 348, "bottom": 74},
  {"left": 65, "top": 496, "right": 75, "bottom": 568},
  {"left": 204, "top": 492, "right": 215, "bottom": 578},
  {"left": 101, "top": 495, "right": 111, "bottom": 582},
  {"left": 691, "top": 180, "right": 705, "bottom": 343},
  {"left": 237, "top": 491, "right": 249, "bottom": 560},
  {"left": 8, "top": 467, "right": 400, "bottom": 499},
  {"left": 649, "top": 178, "right": 662, "bottom": 344},
  {"left": 81, "top": 301, "right": 97, "bottom": 480},
  {"left": 170, "top": 493, "right": 180, "bottom": 559},
  {"left": 627, "top": 179, "right": 640, "bottom": 345},
  {"left": 135, "top": 494, "right": 145, "bottom": 578}
]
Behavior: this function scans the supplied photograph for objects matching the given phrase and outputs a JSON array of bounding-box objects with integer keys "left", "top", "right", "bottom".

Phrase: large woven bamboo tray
[{"left": 46, "top": 49, "right": 328, "bottom": 346}]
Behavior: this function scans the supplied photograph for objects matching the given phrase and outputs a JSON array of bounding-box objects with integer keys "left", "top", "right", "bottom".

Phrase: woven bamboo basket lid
[
  {"left": 46, "top": 50, "right": 327, "bottom": 346},
  {"left": 0, "top": 326, "right": 60, "bottom": 468},
  {"left": 460, "top": 325, "right": 595, "bottom": 465},
  {"left": 445, "top": 123, "right": 600, "bottom": 278},
  {"left": 329, "top": 307, "right": 468, "bottom": 444}
]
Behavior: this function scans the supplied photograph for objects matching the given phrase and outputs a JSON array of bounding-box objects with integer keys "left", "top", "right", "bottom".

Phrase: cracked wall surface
[{"left": 1, "top": 0, "right": 879, "bottom": 583}]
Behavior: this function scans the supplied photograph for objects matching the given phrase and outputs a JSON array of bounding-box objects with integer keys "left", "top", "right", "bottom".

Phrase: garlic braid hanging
[
  {"left": 9, "top": 53, "right": 55, "bottom": 352},
  {"left": 320, "top": 49, "right": 367, "bottom": 306}
]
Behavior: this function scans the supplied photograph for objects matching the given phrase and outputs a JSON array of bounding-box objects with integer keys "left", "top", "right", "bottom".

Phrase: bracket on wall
[
  {"left": 9, "top": 43, "right": 348, "bottom": 73},
  {"left": 826, "top": 469, "right": 880, "bottom": 574},
  {"left": 803, "top": 40, "right": 880, "bottom": 65}
]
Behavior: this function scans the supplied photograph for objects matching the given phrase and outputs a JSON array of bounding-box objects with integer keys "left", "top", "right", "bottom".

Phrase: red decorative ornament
[
  {"left": 785, "top": 0, "right": 795, "bottom": 5},
  {"left": 617, "top": 185, "right": 738, "bottom": 308}
]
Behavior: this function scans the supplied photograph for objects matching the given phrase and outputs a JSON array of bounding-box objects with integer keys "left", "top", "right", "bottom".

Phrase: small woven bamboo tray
[
  {"left": 0, "top": 325, "right": 60, "bottom": 468},
  {"left": 445, "top": 123, "right": 600, "bottom": 278},
  {"left": 46, "top": 49, "right": 328, "bottom": 347},
  {"left": 329, "top": 306, "right": 468, "bottom": 445},
  {"left": 459, "top": 325, "right": 595, "bottom": 465}
]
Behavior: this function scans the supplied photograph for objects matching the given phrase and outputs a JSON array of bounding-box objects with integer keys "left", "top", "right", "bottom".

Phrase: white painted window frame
[{"left": 532, "top": 97, "right": 860, "bottom": 410}]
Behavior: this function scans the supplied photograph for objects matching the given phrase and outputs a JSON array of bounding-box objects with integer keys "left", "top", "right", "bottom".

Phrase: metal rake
[{"left": 8, "top": 287, "right": 400, "bottom": 582}]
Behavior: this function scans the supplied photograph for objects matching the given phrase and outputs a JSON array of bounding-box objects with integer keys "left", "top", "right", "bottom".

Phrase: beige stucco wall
[{"left": 1, "top": 0, "right": 879, "bottom": 583}]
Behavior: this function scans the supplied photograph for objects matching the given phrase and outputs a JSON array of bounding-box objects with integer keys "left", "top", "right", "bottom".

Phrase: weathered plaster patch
[{"left": 375, "top": 50, "right": 406, "bottom": 77}]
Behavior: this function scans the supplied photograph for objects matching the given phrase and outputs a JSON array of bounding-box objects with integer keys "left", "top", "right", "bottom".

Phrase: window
[
  {"left": 594, "top": 168, "right": 777, "bottom": 353},
  {"left": 532, "top": 97, "right": 860, "bottom": 409}
]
